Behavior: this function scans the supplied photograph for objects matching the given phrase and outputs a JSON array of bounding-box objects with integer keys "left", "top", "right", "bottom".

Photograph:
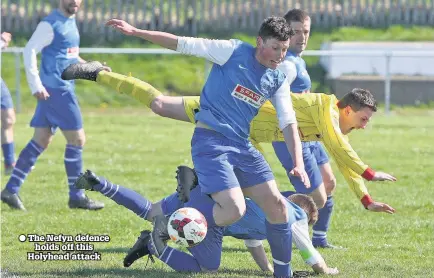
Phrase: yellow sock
[{"left": 96, "top": 71, "right": 162, "bottom": 108}]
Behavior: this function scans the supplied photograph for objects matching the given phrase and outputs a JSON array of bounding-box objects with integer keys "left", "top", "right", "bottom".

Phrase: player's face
[
  {"left": 288, "top": 18, "right": 311, "bottom": 54},
  {"left": 256, "top": 37, "right": 289, "bottom": 69},
  {"left": 341, "top": 106, "right": 374, "bottom": 135},
  {"left": 61, "top": 0, "right": 82, "bottom": 16}
]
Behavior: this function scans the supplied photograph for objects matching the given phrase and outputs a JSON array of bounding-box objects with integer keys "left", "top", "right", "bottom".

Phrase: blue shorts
[
  {"left": 272, "top": 141, "right": 329, "bottom": 194},
  {"left": 191, "top": 128, "right": 274, "bottom": 195},
  {"left": 161, "top": 186, "right": 224, "bottom": 271},
  {"left": 1, "top": 79, "right": 14, "bottom": 109},
  {"left": 30, "top": 88, "right": 82, "bottom": 132}
]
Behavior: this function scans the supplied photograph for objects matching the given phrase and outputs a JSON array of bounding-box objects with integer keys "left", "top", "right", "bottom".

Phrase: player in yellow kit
[{"left": 62, "top": 62, "right": 396, "bottom": 214}]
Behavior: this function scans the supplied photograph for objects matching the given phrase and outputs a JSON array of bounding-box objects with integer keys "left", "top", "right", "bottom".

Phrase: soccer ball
[{"left": 167, "top": 207, "right": 208, "bottom": 247}]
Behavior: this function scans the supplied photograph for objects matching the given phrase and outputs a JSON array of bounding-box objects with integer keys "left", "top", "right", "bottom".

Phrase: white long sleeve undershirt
[{"left": 23, "top": 21, "right": 54, "bottom": 94}]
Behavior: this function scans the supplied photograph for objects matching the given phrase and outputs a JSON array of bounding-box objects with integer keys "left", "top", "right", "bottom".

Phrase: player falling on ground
[
  {"left": 73, "top": 167, "right": 339, "bottom": 275},
  {"left": 91, "top": 16, "right": 308, "bottom": 278},
  {"left": 276, "top": 9, "right": 340, "bottom": 248},
  {"left": 62, "top": 63, "right": 397, "bottom": 216},
  {"left": 1, "top": 0, "right": 105, "bottom": 211},
  {"left": 0, "top": 32, "right": 16, "bottom": 175}
]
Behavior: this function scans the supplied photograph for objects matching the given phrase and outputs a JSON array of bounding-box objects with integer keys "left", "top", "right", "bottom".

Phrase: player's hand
[
  {"left": 326, "top": 267, "right": 339, "bottom": 275},
  {"left": 33, "top": 88, "right": 50, "bottom": 100},
  {"left": 372, "top": 171, "right": 397, "bottom": 182},
  {"left": 367, "top": 201, "right": 395, "bottom": 214},
  {"left": 289, "top": 167, "right": 311, "bottom": 189},
  {"left": 1, "top": 32, "right": 12, "bottom": 49},
  {"left": 106, "top": 19, "right": 137, "bottom": 36},
  {"left": 101, "top": 61, "right": 112, "bottom": 72}
]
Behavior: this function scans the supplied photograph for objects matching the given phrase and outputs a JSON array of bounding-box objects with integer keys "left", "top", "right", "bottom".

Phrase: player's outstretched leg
[
  {"left": 62, "top": 62, "right": 162, "bottom": 108},
  {"left": 74, "top": 169, "right": 156, "bottom": 218}
]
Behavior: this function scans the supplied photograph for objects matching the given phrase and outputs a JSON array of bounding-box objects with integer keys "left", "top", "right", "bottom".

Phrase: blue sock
[
  {"left": 312, "top": 195, "right": 334, "bottom": 247},
  {"left": 150, "top": 245, "right": 202, "bottom": 272},
  {"left": 93, "top": 176, "right": 152, "bottom": 220},
  {"left": 266, "top": 221, "right": 292, "bottom": 278},
  {"left": 2, "top": 142, "right": 15, "bottom": 166},
  {"left": 64, "top": 144, "right": 85, "bottom": 200},
  {"left": 5, "top": 140, "right": 44, "bottom": 194}
]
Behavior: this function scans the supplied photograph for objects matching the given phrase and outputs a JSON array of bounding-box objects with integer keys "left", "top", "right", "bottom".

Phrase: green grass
[
  {"left": 2, "top": 25, "right": 434, "bottom": 110},
  {"left": 1, "top": 108, "right": 434, "bottom": 277}
]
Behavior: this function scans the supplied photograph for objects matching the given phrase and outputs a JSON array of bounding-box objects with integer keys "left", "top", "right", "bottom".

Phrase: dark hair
[
  {"left": 337, "top": 88, "right": 378, "bottom": 112},
  {"left": 288, "top": 194, "right": 318, "bottom": 226},
  {"left": 283, "top": 9, "right": 310, "bottom": 24},
  {"left": 258, "top": 16, "right": 292, "bottom": 42}
]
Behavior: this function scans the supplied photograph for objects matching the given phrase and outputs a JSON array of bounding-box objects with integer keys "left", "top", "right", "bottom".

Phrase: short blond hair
[{"left": 288, "top": 194, "right": 318, "bottom": 225}]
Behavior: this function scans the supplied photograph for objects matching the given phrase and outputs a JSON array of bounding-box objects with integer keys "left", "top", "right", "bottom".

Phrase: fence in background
[
  {"left": 1, "top": 0, "right": 434, "bottom": 40},
  {"left": 3, "top": 47, "right": 434, "bottom": 114}
]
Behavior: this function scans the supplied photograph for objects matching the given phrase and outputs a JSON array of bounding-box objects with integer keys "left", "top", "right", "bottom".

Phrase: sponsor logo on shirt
[
  {"left": 231, "top": 84, "right": 266, "bottom": 109},
  {"left": 66, "top": 47, "right": 79, "bottom": 59}
]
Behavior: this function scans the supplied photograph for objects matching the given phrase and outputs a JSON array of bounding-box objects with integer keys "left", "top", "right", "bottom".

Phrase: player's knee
[
  {"left": 67, "top": 135, "right": 86, "bottom": 147},
  {"left": 310, "top": 191, "right": 326, "bottom": 209},
  {"left": 231, "top": 202, "right": 246, "bottom": 223},
  {"left": 324, "top": 177, "right": 337, "bottom": 195},
  {"left": 32, "top": 135, "right": 52, "bottom": 149},
  {"left": 267, "top": 195, "right": 289, "bottom": 223},
  {"left": 224, "top": 200, "right": 246, "bottom": 223},
  {"left": 1, "top": 114, "right": 15, "bottom": 129}
]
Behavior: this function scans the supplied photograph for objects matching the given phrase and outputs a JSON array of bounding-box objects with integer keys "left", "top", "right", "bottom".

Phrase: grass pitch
[{"left": 1, "top": 108, "right": 434, "bottom": 277}]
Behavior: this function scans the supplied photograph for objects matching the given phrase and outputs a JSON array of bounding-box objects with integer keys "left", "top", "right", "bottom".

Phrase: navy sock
[
  {"left": 5, "top": 140, "right": 44, "bottom": 194},
  {"left": 94, "top": 177, "right": 152, "bottom": 220},
  {"left": 154, "top": 246, "right": 202, "bottom": 272},
  {"left": 266, "top": 220, "right": 292, "bottom": 278},
  {"left": 312, "top": 195, "right": 334, "bottom": 247},
  {"left": 64, "top": 144, "right": 85, "bottom": 200}
]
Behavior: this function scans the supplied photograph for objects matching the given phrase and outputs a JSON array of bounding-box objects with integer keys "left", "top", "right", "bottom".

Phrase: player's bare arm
[
  {"left": 106, "top": 19, "right": 178, "bottom": 50},
  {"left": 244, "top": 241, "right": 273, "bottom": 272}
]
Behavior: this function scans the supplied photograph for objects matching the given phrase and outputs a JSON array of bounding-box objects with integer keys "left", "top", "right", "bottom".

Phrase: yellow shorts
[{"left": 182, "top": 97, "right": 283, "bottom": 150}]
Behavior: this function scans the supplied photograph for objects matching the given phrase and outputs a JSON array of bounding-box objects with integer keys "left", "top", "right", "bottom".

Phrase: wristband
[
  {"left": 361, "top": 194, "right": 374, "bottom": 209},
  {"left": 361, "top": 168, "right": 375, "bottom": 180}
]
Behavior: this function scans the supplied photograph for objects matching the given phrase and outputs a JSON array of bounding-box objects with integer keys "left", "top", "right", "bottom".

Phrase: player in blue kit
[
  {"left": 1, "top": 32, "right": 16, "bottom": 175},
  {"left": 272, "top": 9, "right": 340, "bottom": 248},
  {"left": 105, "top": 16, "right": 309, "bottom": 277},
  {"left": 73, "top": 167, "right": 339, "bottom": 275},
  {"left": 0, "top": 0, "right": 104, "bottom": 211}
]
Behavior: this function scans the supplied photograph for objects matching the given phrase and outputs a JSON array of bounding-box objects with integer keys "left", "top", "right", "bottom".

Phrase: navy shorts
[
  {"left": 191, "top": 128, "right": 274, "bottom": 195},
  {"left": 30, "top": 88, "right": 82, "bottom": 133},
  {"left": 1, "top": 79, "right": 14, "bottom": 109},
  {"left": 272, "top": 141, "right": 329, "bottom": 194}
]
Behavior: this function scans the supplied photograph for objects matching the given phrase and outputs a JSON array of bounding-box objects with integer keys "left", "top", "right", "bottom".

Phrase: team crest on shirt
[
  {"left": 260, "top": 75, "right": 276, "bottom": 97},
  {"left": 66, "top": 47, "right": 79, "bottom": 59},
  {"left": 231, "top": 84, "right": 266, "bottom": 108}
]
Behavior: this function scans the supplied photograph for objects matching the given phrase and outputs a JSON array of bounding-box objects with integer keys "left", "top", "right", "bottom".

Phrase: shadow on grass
[
  {"left": 4, "top": 267, "right": 194, "bottom": 278},
  {"left": 3, "top": 266, "right": 276, "bottom": 277},
  {"left": 97, "top": 247, "right": 129, "bottom": 254},
  {"left": 221, "top": 246, "right": 250, "bottom": 253}
]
